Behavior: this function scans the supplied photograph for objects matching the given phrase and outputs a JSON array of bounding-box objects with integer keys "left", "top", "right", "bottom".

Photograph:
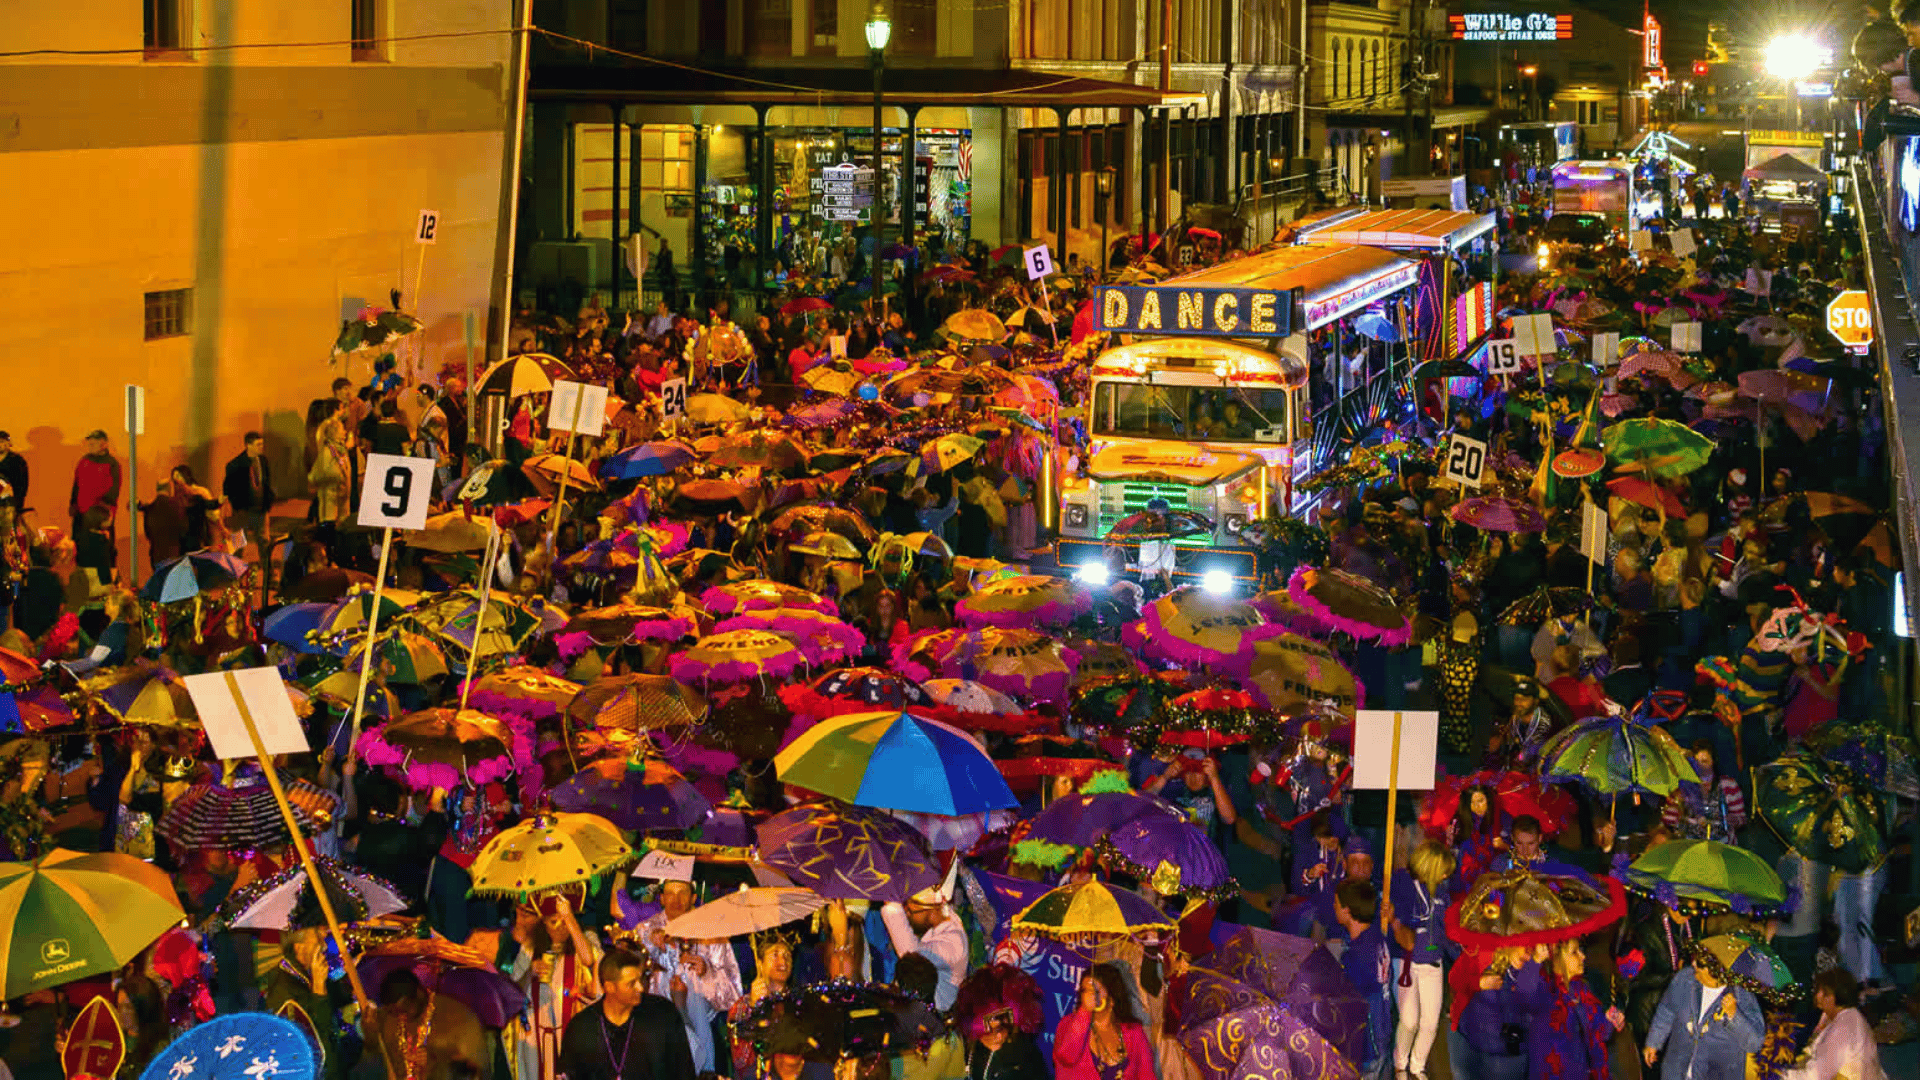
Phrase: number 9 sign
[{"left": 358, "top": 453, "right": 436, "bottom": 531}]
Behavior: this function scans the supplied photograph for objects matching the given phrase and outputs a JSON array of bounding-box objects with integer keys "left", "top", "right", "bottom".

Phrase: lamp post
[
  {"left": 866, "top": 4, "right": 891, "bottom": 299},
  {"left": 1763, "top": 34, "right": 1819, "bottom": 130},
  {"left": 1267, "top": 154, "right": 1284, "bottom": 245},
  {"left": 1521, "top": 65, "right": 1539, "bottom": 121},
  {"left": 1095, "top": 166, "right": 1115, "bottom": 279}
]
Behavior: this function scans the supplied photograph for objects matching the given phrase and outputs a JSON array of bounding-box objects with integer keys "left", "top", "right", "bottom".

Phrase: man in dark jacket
[
  {"left": 69, "top": 429, "right": 122, "bottom": 543},
  {"left": 367, "top": 398, "right": 412, "bottom": 457},
  {"left": 0, "top": 431, "right": 26, "bottom": 511},
  {"left": 558, "top": 949, "right": 697, "bottom": 1080},
  {"left": 222, "top": 431, "right": 275, "bottom": 555}
]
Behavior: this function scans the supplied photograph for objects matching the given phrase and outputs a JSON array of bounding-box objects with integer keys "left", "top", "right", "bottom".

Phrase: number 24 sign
[
  {"left": 358, "top": 453, "right": 436, "bottom": 531},
  {"left": 1444, "top": 433, "right": 1488, "bottom": 489}
]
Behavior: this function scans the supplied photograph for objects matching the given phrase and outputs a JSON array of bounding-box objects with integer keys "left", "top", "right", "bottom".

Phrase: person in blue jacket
[{"left": 1642, "top": 960, "right": 1764, "bottom": 1080}]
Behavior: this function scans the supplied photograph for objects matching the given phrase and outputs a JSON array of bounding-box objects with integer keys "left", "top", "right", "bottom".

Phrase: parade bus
[
  {"left": 1550, "top": 159, "right": 1636, "bottom": 231},
  {"left": 1289, "top": 207, "right": 1500, "bottom": 360},
  {"left": 1052, "top": 244, "right": 1421, "bottom": 589}
]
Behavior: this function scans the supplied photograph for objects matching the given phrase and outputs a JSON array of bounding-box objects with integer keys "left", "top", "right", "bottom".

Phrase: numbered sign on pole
[
  {"left": 1484, "top": 338, "right": 1523, "bottom": 376},
  {"left": 1512, "top": 313, "right": 1555, "bottom": 357},
  {"left": 659, "top": 377, "right": 688, "bottom": 421},
  {"left": 357, "top": 454, "right": 435, "bottom": 531},
  {"left": 185, "top": 667, "right": 310, "bottom": 761},
  {"left": 415, "top": 209, "right": 440, "bottom": 244},
  {"left": 1580, "top": 501, "right": 1609, "bottom": 564},
  {"left": 547, "top": 379, "right": 609, "bottom": 437},
  {"left": 1443, "top": 432, "right": 1488, "bottom": 489},
  {"left": 1352, "top": 711, "right": 1440, "bottom": 790},
  {"left": 1023, "top": 243, "right": 1055, "bottom": 281},
  {"left": 1670, "top": 320, "right": 1703, "bottom": 354},
  {"left": 1591, "top": 331, "right": 1620, "bottom": 367}
]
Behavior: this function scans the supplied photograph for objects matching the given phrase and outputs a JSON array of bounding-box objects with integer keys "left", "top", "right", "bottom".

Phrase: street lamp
[
  {"left": 1095, "top": 166, "right": 1115, "bottom": 278},
  {"left": 866, "top": 3, "right": 891, "bottom": 296},
  {"left": 1763, "top": 34, "right": 1822, "bottom": 129},
  {"left": 1267, "top": 154, "right": 1284, "bottom": 244},
  {"left": 1520, "top": 65, "right": 1539, "bottom": 120}
]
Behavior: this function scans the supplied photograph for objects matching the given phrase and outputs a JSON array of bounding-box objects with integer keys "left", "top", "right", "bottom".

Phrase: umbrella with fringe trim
[
  {"left": 568, "top": 675, "right": 708, "bottom": 736},
  {"left": 1120, "top": 586, "right": 1275, "bottom": 668},
  {"left": 467, "top": 812, "right": 634, "bottom": 901},
  {"left": 355, "top": 708, "right": 534, "bottom": 791},
  {"left": 1096, "top": 813, "right": 1236, "bottom": 902},
  {"left": 779, "top": 668, "right": 935, "bottom": 721},
  {"left": 955, "top": 575, "right": 1092, "bottom": 629},
  {"left": 219, "top": 855, "right": 408, "bottom": 930},
  {"left": 1010, "top": 879, "right": 1174, "bottom": 939},
  {"left": 1443, "top": 866, "right": 1626, "bottom": 951},
  {"left": 701, "top": 581, "right": 838, "bottom": 617},
  {"left": 713, "top": 609, "right": 865, "bottom": 667},
  {"left": 550, "top": 755, "right": 712, "bottom": 832},
  {"left": 1286, "top": 567, "right": 1411, "bottom": 645},
  {"left": 1620, "top": 839, "right": 1790, "bottom": 915},
  {"left": 671, "top": 629, "right": 813, "bottom": 685}
]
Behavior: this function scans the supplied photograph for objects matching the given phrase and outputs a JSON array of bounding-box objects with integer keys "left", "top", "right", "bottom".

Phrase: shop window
[
  {"left": 351, "top": 0, "right": 384, "bottom": 62},
  {"left": 144, "top": 289, "right": 192, "bottom": 341},
  {"left": 746, "top": 0, "right": 793, "bottom": 57},
  {"left": 641, "top": 126, "right": 696, "bottom": 196},
  {"left": 144, "top": 0, "right": 187, "bottom": 56}
]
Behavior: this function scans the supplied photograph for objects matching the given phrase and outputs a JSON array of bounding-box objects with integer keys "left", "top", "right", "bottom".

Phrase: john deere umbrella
[{"left": 0, "top": 849, "right": 184, "bottom": 998}]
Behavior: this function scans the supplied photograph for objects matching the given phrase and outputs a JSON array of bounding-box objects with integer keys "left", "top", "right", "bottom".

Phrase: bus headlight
[
  {"left": 1225, "top": 514, "right": 1247, "bottom": 535},
  {"left": 1065, "top": 504, "right": 1089, "bottom": 529},
  {"left": 1536, "top": 242, "right": 1551, "bottom": 263},
  {"left": 1076, "top": 562, "right": 1110, "bottom": 586},
  {"left": 1201, "top": 570, "right": 1233, "bottom": 594}
]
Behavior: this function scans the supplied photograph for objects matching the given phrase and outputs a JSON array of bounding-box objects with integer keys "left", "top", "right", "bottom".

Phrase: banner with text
[{"left": 1096, "top": 285, "right": 1296, "bottom": 338}]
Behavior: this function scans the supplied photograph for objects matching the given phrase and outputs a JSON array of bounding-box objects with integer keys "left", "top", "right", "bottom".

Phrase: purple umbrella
[
  {"left": 549, "top": 757, "right": 711, "bottom": 832},
  {"left": 1023, "top": 790, "right": 1185, "bottom": 847},
  {"left": 1207, "top": 926, "right": 1369, "bottom": 1066},
  {"left": 357, "top": 951, "right": 528, "bottom": 1029},
  {"left": 1100, "top": 814, "right": 1233, "bottom": 898},
  {"left": 1171, "top": 967, "right": 1361, "bottom": 1080},
  {"left": 1449, "top": 496, "right": 1548, "bottom": 534},
  {"left": 756, "top": 801, "right": 941, "bottom": 902},
  {"left": 691, "top": 801, "right": 769, "bottom": 848}
]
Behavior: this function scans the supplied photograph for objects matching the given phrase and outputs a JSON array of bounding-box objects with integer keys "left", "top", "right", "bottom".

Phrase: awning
[
  {"left": 1294, "top": 208, "right": 1498, "bottom": 251},
  {"left": 1095, "top": 244, "right": 1422, "bottom": 336},
  {"left": 530, "top": 63, "right": 1196, "bottom": 109}
]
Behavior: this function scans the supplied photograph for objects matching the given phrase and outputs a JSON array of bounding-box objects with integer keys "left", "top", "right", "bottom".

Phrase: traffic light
[{"left": 1692, "top": 61, "right": 1709, "bottom": 76}]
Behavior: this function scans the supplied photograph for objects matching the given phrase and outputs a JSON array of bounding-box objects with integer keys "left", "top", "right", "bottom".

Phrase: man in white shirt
[{"left": 880, "top": 866, "right": 969, "bottom": 1011}]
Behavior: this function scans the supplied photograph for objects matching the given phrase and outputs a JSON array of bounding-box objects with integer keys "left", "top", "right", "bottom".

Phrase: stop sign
[{"left": 1826, "top": 290, "right": 1874, "bottom": 348}]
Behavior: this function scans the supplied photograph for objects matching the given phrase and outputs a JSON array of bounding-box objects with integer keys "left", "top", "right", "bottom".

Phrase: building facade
[
  {"left": 1, "top": 0, "right": 516, "bottom": 578},
  {"left": 1449, "top": 1, "right": 1649, "bottom": 157}
]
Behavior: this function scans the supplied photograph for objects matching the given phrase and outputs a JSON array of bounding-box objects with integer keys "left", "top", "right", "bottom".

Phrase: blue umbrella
[
  {"left": 600, "top": 440, "right": 696, "bottom": 480},
  {"left": 774, "top": 711, "right": 1020, "bottom": 816},
  {"left": 140, "top": 551, "right": 248, "bottom": 604},
  {"left": 1354, "top": 310, "right": 1401, "bottom": 341},
  {"left": 262, "top": 603, "right": 331, "bottom": 654},
  {"left": 140, "top": 1011, "right": 316, "bottom": 1080}
]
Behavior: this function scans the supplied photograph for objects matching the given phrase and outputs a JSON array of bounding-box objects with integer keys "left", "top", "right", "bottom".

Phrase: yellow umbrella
[
  {"left": 1123, "top": 586, "right": 1271, "bottom": 666},
  {"left": 801, "top": 363, "right": 864, "bottom": 397},
  {"left": 467, "top": 813, "right": 634, "bottom": 900},
  {"left": 955, "top": 575, "right": 1092, "bottom": 628},
  {"left": 567, "top": 674, "right": 708, "bottom": 735},
  {"left": 920, "top": 433, "right": 986, "bottom": 474},
  {"left": 409, "top": 512, "right": 493, "bottom": 554},
  {"left": 466, "top": 664, "right": 584, "bottom": 714},
  {"left": 523, "top": 453, "right": 601, "bottom": 496},
  {"left": 943, "top": 309, "right": 1008, "bottom": 342},
  {"left": 924, "top": 628, "right": 1078, "bottom": 703},
  {"left": 1010, "top": 879, "right": 1176, "bottom": 940},
  {"left": 1242, "top": 633, "right": 1361, "bottom": 716},
  {"left": 0, "top": 850, "right": 185, "bottom": 997},
  {"left": 685, "top": 392, "right": 752, "bottom": 424},
  {"left": 789, "top": 531, "right": 863, "bottom": 559}
]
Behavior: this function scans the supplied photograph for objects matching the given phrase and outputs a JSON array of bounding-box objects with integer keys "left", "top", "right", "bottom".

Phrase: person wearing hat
[
  {"left": 881, "top": 861, "right": 969, "bottom": 1012},
  {"left": 1486, "top": 675, "right": 1559, "bottom": 771},
  {"left": 508, "top": 888, "right": 604, "bottom": 1080},
  {"left": 68, "top": 429, "right": 121, "bottom": 551}
]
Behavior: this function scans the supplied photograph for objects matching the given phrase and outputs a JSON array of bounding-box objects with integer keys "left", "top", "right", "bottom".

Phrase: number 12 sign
[{"left": 358, "top": 454, "right": 436, "bottom": 531}]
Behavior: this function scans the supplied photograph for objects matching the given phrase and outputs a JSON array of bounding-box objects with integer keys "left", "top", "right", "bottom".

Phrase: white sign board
[
  {"left": 1512, "top": 313, "right": 1556, "bottom": 357},
  {"left": 1745, "top": 268, "right": 1773, "bottom": 296},
  {"left": 1352, "top": 710, "right": 1439, "bottom": 790},
  {"left": 1629, "top": 230, "right": 1653, "bottom": 253},
  {"left": 415, "top": 209, "right": 440, "bottom": 245},
  {"left": 1580, "top": 501, "right": 1609, "bottom": 564},
  {"left": 632, "top": 849, "right": 696, "bottom": 882},
  {"left": 547, "top": 379, "right": 609, "bottom": 437},
  {"left": 1671, "top": 229, "right": 1696, "bottom": 257},
  {"left": 829, "top": 334, "right": 848, "bottom": 359},
  {"left": 1443, "top": 432, "right": 1489, "bottom": 489},
  {"left": 1671, "top": 320, "right": 1703, "bottom": 354},
  {"left": 659, "top": 377, "right": 688, "bottom": 421},
  {"left": 1591, "top": 331, "right": 1621, "bottom": 366},
  {"left": 1023, "top": 243, "right": 1056, "bottom": 281},
  {"left": 185, "top": 667, "right": 310, "bottom": 761},
  {"left": 357, "top": 453, "right": 436, "bottom": 531},
  {"left": 124, "top": 384, "right": 146, "bottom": 437},
  {"left": 1484, "top": 338, "right": 1523, "bottom": 375}
]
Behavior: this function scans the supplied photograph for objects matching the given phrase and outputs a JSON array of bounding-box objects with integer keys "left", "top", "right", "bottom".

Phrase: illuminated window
[{"left": 144, "top": 289, "right": 192, "bottom": 341}]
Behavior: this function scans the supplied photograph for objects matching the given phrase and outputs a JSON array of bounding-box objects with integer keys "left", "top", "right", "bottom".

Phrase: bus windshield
[{"left": 1092, "top": 382, "right": 1292, "bottom": 442}]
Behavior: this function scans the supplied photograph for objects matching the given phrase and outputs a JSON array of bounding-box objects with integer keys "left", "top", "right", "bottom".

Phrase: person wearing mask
[
  {"left": 1529, "top": 940, "right": 1625, "bottom": 1080},
  {"left": 1642, "top": 954, "right": 1764, "bottom": 1080},
  {"left": 1053, "top": 963, "right": 1154, "bottom": 1080},
  {"left": 221, "top": 431, "right": 275, "bottom": 558},
  {"left": 1391, "top": 841, "right": 1458, "bottom": 1079},
  {"left": 1781, "top": 969, "right": 1885, "bottom": 1080}
]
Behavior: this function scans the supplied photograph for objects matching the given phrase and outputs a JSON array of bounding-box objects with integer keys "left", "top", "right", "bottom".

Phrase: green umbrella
[
  {"left": 1622, "top": 839, "right": 1790, "bottom": 915},
  {"left": 1538, "top": 715, "right": 1699, "bottom": 797},
  {"left": 1603, "top": 417, "right": 1715, "bottom": 478},
  {"left": 0, "top": 849, "right": 184, "bottom": 997},
  {"left": 1754, "top": 751, "right": 1893, "bottom": 875}
]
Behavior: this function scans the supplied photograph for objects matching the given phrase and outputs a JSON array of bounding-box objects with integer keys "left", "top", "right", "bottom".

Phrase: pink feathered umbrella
[
  {"left": 714, "top": 608, "right": 865, "bottom": 666},
  {"left": 669, "top": 629, "right": 812, "bottom": 685},
  {"left": 954, "top": 575, "right": 1091, "bottom": 629},
  {"left": 1286, "top": 566, "right": 1412, "bottom": 646},
  {"left": 701, "top": 581, "right": 838, "bottom": 617},
  {"left": 356, "top": 708, "right": 535, "bottom": 792}
]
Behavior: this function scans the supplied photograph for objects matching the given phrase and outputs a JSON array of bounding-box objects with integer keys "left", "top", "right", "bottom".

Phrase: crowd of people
[{"left": 0, "top": 93, "right": 1914, "bottom": 1080}]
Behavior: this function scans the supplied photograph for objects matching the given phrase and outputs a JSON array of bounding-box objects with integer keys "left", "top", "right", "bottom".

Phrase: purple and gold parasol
[
  {"left": 756, "top": 801, "right": 942, "bottom": 902},
  {"left": 1206, "top": 926, "right": 1370, "bottom": 1066},
  {"left": 1171, "top": 966, "right": 1362, "bottom": 1080},
  {"left": 954, "top": 575, "right": 1093, "bottom": 629}
]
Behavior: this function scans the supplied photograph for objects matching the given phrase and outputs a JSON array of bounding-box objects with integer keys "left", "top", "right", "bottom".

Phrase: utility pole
[{"left": 1159, "top": 0, "right": 1172, "bottom": 233}]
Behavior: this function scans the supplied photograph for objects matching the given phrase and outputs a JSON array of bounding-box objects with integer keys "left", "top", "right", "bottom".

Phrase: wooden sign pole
[
  {"left": 344, "top": 527, "right": 396, "bottom": 767},
  {"left": 546, "top": 392, "right": 589, "bottom": 550},
  {"left": 1380, "top": 710, "right": 1403, "bottom": 932},
  {"left": 457, "top": 520, "right": 501, "bottom": 713}
]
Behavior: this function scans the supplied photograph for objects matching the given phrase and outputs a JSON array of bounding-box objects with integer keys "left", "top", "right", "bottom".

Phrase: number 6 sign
[
  {"left": 358, "top": 454, "right": 436, "bottom": 531},
  {"left": 1023, "top": 243, "right": 1055, "bottom": 281}
]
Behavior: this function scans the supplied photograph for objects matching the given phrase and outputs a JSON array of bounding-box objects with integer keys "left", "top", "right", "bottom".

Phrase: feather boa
[{"left": 356, "top": 713, "right": 536, "bottom": 793}]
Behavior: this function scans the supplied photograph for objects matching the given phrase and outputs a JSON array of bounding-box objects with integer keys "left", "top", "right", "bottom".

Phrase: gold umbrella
[
  {"left": 467, "top": 813, "right": 634, "bottom": 900},
  {"left": 568, "top": 674, "right": 709, "bottom": 735},
  {"left": 1243, "top": 633, "right": 1361, "bottom": 716},
  {"left": 409, "top": 512, "right": 493, "bottom": 554},
  {"left": 943, "top": 309, "right": 1008, "bottom": 342}
]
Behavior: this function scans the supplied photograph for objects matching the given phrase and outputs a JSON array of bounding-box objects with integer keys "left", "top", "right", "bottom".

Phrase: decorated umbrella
[
  {"left": 1604, "top": 417, "right": 1714, "bottom": 478},
  {"left": 702, "top": 581, "right": 837, "bottom": 617},
  {"left": 523, "top": 453, "right": 600, "bottom": 497},
  {"left": 920, "top": 433, "right": 987, "bottom": 474},
  {"left": 141, "top": 550, "right": 249, "bottom": 603},
  {"left": 476, "top": 353, "right": 564, "bottom": 397},
  {"left": 1097, "top": 813, "right": 1235, "bottom": 901},
  {"left": 550, "top": 755, "right": 712, "bottom": 832},
  {"left": 778, "top": 667, "right": 934, "bottom": 722},
  {"left": 1241, "top": 633, "right": 1363, "bottom": 715},
  {"left": 1753, "top": 752, "right": 1892, "bottom": 875},
  {"left": 219, "top": 855, "right": 408, "bottom": 930},
  {"left": 412, "top": 589, "right": 541, "bottom": 657},
  {"left": 703, "top": 431, "right": 813, "bottom": 472},
  {"left": 1551, "top": 446, "right": 1608, "bottom": 479},
  {"left": 955, "top": 575, "right": 1092, "bottom": 628},
  {"left": 1606, "top": 476, "right": 1687, "bottom": 518},
  {"left": 1450, "top": 496, "right": 1548, "bottom": 533},
  {"left": 78, "top": 661, "right": 199, "bottom": 728},
  {"left": 682, "top": 392, "right": 752, "bottom": 425},
  {"left": 357, "top": 935, "right": 529, "bottom": 1029},
  {"left": 600, "top": 440, "right": 697, "bottom": 479},
  {"left": 560, "top": 602, "right": 694, "bottom": 646},
  {"left": 1170, "top": 966, "right": 1363, "bottom": 1080},
  {"left": 355, "top": 708, "right": 532, "bottom": 791},
  {"left": 1010, "top": 879, "right": 1175, "bottom": 940},
  {"left": 994, "top": 734, "right": 1114, "bottom": 784},
  {"left": 1205, "top": 926, "right": 1370, "bottom": 1064},
  {"left": 734, "top": 982, "right": 944, "bottom": 1064},
  {"left": 467, "top": 812, "right": 634, "bottom": 900},
  {"left": 1286, "top": 566, "right": 1411, "bottom": 645},
  {"left": 0, "top": 849, "right": 184, "bottom": 998},
  {"left": 341, "top": 630, "right": 448, "bottom": 686},
  {"left": 756, "top": 801, "right": 942, "bottom": 902},
  {"left": 1069, "top": 671, "right": 1192, "bottom": 732},
  {"left": 1445, "top": 867, "right": 1627, "bottom": 950},
  {"left": 943, "top": 309, "right": 1009, "bottom": 342},
  {"left": 1105, "top": 507, "right": 1215, "bottom": 542},
  {"left": 1417, "top": 769, "right": 1577, "bottom": 838},
  {"left": 1498, "top": 585, "right": 1594, "bottom": 626},
  {"left": 1023, "top": 787, "right": 1186, "bottom": 847},
  {"left": 1621, "top": 839, "right": 1789, "bottom": 914},
  {"left": 1802, "top": 721, "right": 1919, "bottom": 801},
  {"left": 768, "top": 503, "right": 880, "bottom": 547},
  {"left": 663, "top": 887, "right": 827, "bottom": 939},
  {"left": 333, "top": 306, "right": 423, "bottom": 362},
  {"left": 1070, "top": 640, "right": 1145, "bottom": 684},
  {"left": 1538, "top": 714, "right": 1701, "bottom": 798},
  {"left": 670, "top": 478, "right": 760, "bottom": 516},
  {"left": 567, "top": 674, "right": 708, "bottom": 737},
  {"left": 800, "top": 361, "right": 864, "bottom": 397},
  {"left": 670, "top": 629, "right": 813, "bottom": 685},
  {"left": 140, "top": 1013, "right": 314, "bottom": 1080},
  {"left": 714, "top": 608, "right": 864, "bottom": 666},
  {"left": 156, "top": 780, "right": 331, "bottom": 853},
  {"left": 923, "top": 628, "right": 1080, "bottom": 703},
  {"left": 409, "top": 511, "right": 492, "bottom": 554},
  {"left": 787, "top": 530, "right": 862, "bottom": 560},
  {"left": 775, "top": 711, "right": 1019, "bottom": 816},
  {"left": 1120, "top": 586, "right": 1273, "bottom": 668},
  {"left": 919, "top": 679, "right": 1037, "bottom": 731},
  {"left": 0, "top": 647, "right": 74, "bottom": 731},
  {"left": 1689, "top": 933, "right": 1803, "bottom": 1009}
]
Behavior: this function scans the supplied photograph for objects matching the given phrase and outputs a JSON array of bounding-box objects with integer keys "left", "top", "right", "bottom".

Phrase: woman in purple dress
[{"left": 1529, "top": 939, "right": 1625, "bottom": 1080}]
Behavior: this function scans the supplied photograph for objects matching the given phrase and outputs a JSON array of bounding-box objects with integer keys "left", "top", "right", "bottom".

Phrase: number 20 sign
[
  {"left": 1443, "top": 432, "right": 1488, "bottom": 489},
  {"left": 358, "top": 454, "right": 436, "bottom": 531}
]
